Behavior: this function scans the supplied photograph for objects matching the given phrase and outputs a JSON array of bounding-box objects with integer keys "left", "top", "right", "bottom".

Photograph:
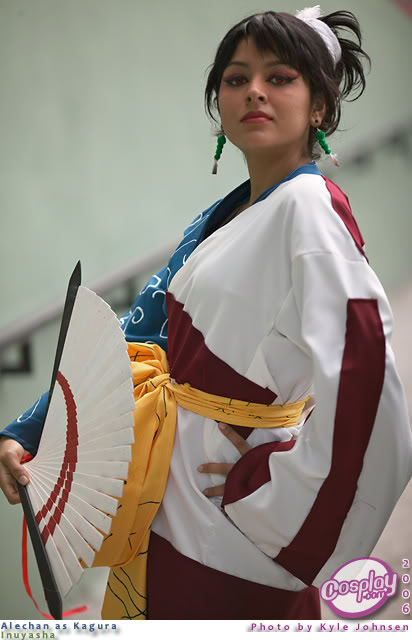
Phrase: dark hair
[{"left": 204, "top": 10, "right": 371, "bottom": 160}]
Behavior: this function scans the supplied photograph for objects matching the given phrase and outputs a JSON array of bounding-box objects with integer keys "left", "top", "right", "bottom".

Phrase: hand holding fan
[{"left": 18, "top": 262, "right": 135, "bottom": 619}]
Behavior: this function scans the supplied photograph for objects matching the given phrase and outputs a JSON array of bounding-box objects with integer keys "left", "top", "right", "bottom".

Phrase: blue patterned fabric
[{"left": 1, "top": 162, "right": 321, "bottom": 454}]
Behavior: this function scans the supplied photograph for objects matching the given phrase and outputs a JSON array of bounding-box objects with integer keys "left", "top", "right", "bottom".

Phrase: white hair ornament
[
  {"left": 295, "top": 5, "right": 342, "bottom": 66},
  {"left": 295, "top": 5, "right": 340, "bottom": 167}
]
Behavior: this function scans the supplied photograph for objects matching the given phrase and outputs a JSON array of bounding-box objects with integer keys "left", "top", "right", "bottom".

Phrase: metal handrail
[
  {"left": 321, "top": 110, "right": 412, "bottom": 171},
  {"left": 0, "top": 235, "right": 180, "bottom": 351}
]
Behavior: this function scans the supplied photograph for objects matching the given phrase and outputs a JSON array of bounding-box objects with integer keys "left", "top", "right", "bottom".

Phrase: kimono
[{"left": 2, "top": 161, "right": 412, "bottom": 620}]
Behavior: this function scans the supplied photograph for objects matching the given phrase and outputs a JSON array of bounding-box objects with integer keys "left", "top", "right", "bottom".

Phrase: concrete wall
[{"left": 0, "top": 0, "right": 411, "bottom": 621}]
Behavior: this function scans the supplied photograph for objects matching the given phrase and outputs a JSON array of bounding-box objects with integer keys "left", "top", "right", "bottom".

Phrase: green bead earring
[
  {"left": 314, "top": 119, "right": 339, "bottom": 167},
  {"left": 212, "top": 133, "right": 226, "bottom": 175},
  {"left": 211, "top": 122, "right": 340, "bottom": 172}
]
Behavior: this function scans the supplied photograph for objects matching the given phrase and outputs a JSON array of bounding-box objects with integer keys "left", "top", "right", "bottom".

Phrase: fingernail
[
  {"left": 218, "top": 423, "right": 227, "bottom": 431},
  {"left": 19, "top": 475, "right": 28, "bottom": 486},
  {"left": 203, "top": 489, "right": 209, "bottom": 496},
  {"left": 197, "top": 465, "right": 204, "bottom": 472}
]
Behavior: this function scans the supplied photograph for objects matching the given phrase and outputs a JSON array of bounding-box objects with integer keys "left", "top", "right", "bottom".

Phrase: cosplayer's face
[{"left": 218, "top": 38, "right": 319, "bottom": 160}]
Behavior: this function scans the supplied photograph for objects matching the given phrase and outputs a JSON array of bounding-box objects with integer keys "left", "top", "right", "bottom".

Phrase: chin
[{"left": 242, "top": 140, "right": 283, "bottom": 153}]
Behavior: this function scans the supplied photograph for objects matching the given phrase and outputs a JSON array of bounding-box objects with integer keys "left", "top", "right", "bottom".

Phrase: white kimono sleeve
[{"left": 221, "top": 249, "right": 412, "bottom": 587}]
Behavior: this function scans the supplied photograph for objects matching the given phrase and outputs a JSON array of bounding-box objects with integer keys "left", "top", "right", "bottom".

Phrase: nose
[{"left": 246, "top": 79, "right": 268, "bottom": 102}]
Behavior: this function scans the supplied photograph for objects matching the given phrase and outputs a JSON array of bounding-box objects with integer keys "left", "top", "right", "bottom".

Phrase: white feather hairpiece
[
  {"left": 295, "top": 5, "right": 322, "bottom": 21},
  {"left": 295, "top": 5, "right": 342, "bottom": 66}
]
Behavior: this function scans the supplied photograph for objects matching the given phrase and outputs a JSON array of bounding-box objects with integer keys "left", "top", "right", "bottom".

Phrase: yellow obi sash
[{"left": 91, "top": 342, "right": 311, "bottom": 620}]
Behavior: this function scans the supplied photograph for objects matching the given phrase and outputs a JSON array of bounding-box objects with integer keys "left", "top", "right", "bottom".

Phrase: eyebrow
[{"left": 225, "top": 60, "right": 286, "bottom": 69}]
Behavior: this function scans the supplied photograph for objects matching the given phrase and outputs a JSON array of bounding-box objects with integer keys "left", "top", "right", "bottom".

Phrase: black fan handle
[{"left": 18, "top": 483, "right": 63, "bottom": 620}]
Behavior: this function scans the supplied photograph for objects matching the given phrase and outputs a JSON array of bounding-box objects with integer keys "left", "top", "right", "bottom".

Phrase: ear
[{"left": 311, "top": 96, "right": 327, "bottom": 125}]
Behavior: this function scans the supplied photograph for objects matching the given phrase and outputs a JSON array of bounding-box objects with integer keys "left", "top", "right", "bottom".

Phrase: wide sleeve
[
  {"left": 222, "top": 249, "right": 412, "bottom": 588},
  {"left": 0, "top": 392, "right": 49, "bottom": 455}
]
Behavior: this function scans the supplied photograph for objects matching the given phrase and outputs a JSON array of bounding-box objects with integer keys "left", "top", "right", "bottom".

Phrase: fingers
[
  {"left": 198, "top": 463, "right": 235, "bottom": 498},
  {"left": 198, "top": 463, "right": 234, "bottom": 475},
  {"left": 217, "top": 422, "right": 252, "bottom": 455},
  {"left": 202, "top": 484, "right": 225, "bottom": 498},
  {"left": 198, "top": 423, "right": 252, "bottom": 499},
  {"left": 0, "top": 437, "right": 30, "bottom": 505},
  {"left": 0, "top": 466, "right": 21, "bottom": 505}
]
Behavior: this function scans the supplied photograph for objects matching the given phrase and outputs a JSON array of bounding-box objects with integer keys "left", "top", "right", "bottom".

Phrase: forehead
[{"left": 229, "top": 37, "right": 282, "bottom": 64}]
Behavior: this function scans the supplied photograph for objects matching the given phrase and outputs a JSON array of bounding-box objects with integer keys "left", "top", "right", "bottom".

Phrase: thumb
[
  {"left": 1, "top": 440, "right": 30, "bottom": 485},
  {"left": 12, "top": 450, "right": 31, "bottom": 486}
]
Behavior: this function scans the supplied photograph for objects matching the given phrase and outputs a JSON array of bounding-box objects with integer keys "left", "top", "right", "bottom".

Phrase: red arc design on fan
[{"left": 35, "top": 371, "right": 78, "bottom": 545}]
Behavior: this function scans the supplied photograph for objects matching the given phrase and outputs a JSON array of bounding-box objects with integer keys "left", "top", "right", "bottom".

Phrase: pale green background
[{"left": 0, "top": 0, "right": 411, "bottom": 621}]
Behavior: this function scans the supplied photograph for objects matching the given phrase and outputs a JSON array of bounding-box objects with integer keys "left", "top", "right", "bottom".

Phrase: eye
[
  {"left": 270, "top": 74, "right": 294, "bottom": 86},
  {"left": 223, "top": 74, "right": 295, "bottom": 87}
]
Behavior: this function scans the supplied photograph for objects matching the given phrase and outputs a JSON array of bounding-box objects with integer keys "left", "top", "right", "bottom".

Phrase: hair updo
[{"left": 204, "top": 9, "right": 371, "bottom": 160}]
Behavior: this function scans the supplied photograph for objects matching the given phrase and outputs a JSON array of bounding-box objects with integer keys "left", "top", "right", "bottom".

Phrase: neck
[{"left": 243, "top": 148, "right": 312, "bottom": 207}]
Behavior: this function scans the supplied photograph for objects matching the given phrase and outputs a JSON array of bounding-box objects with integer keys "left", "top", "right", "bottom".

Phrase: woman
[{"left": 1, "top": 6, "right": 411, "bottom": 621}]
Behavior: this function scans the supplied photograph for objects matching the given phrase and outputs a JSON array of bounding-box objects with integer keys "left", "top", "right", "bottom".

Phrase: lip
[
  {"left": 242, "top": 117, "right": 272, "bottom": 124},
  {"left": 241, "top": 111, "right": 272, "bottom": 122}
]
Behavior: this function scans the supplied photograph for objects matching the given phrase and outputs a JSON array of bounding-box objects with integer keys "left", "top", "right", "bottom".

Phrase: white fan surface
[{"left": 24, "top": 286, "right": 135, "bottom": 598}]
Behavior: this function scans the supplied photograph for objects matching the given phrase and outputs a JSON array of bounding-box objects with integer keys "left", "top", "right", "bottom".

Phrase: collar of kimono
[{"left": 89, "top": 341, "right": 311, "bottom": 620}]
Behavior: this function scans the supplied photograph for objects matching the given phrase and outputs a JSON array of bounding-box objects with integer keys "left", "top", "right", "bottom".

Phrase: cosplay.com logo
[{"left": 320, "top": 557, "right": 398, "bottom": 618}]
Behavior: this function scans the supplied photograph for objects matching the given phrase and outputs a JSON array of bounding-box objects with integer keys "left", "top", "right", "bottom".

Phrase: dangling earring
[
  {"left": 212, "top": 132, "right": 226, "bottom": 175},
  {"left": 314, "top": 119, "right": 339, "bottom": 167}
]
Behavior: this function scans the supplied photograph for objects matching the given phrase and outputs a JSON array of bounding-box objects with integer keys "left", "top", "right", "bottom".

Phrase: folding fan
[{"left": 18, "top": 262, "right": 135, "bottom": 619}]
